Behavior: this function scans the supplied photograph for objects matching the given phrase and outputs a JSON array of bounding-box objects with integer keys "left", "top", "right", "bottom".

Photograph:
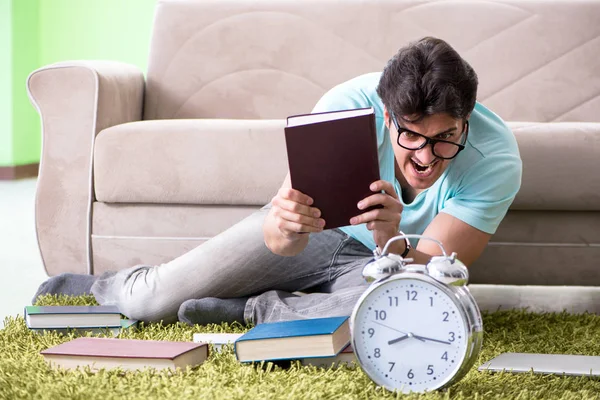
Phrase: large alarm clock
[{"left": 350, "top": 234, "right": 483, "bottom": 394}]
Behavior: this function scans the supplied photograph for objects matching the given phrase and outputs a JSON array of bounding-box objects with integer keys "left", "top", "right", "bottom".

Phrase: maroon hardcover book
[{"left": 284, "top": 107, "right": 380, "bottom": 229}]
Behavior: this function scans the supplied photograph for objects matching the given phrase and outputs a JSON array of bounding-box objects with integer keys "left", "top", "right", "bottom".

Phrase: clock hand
[
  {"left": 387, "top": 334, "right": 409, "bottom": 345},
  {"left": 411, "top": 334, "right": 451, "bottom": 345},
  {"left": 371, "top": 321, "right": 426, "bottom": 341},
  {"left": 371, "top": 320, "right": 406, "bottom": 334}
]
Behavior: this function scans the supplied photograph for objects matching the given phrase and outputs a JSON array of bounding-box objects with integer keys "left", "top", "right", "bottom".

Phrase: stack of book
[
  {"left": 192, "top": 317, "right": 356, "bottom": 367},
  {"left": 24, "top": 305, "right": 138, "bottom": 336},
  {"left": 233, "top": 316, "right": 356, "bottom": 367}
]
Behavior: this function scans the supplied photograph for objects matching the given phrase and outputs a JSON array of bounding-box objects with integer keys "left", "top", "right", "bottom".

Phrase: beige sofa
[{"left": 28, "top": 0, "right": 600, "bottom": 312}]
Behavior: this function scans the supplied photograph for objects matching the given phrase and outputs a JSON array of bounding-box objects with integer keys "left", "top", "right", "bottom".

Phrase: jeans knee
[
  {"left": 108, "top": 266, "right": 178, "bottom": 324},
  {"left": 118, "top": 292, "right": 178, "bottom": 324}
]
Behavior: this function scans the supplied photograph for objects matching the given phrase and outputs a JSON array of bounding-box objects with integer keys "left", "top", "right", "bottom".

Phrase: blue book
[
  {"left": 24, "top": 305, "right": 122, "bottom": 329},
  {"left": 234, "top": 316, "right": 350, "bottom": 363}
]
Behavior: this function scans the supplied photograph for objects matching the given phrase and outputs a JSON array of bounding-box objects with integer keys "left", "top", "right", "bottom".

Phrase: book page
[{"left": 287, "top": 107, "right": 373, "bottom": 127}]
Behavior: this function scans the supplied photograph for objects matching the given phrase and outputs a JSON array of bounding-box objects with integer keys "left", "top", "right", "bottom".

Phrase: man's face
[{"left": 384, "top": 108, "right": 467, "bottom": 191}]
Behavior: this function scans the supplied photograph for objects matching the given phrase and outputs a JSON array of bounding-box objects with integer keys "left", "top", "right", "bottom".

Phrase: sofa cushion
[
  {"left": 509, "top": 122, "right": 600, "bottom": 210},
  {"left": 94, "top": 120, "right": 600, "bottom": 211},
  {"left": 90, "top": 202, "right": 259, "bottom": 274},
  {"left": 92, "top": 202, "right": 258, "bottom": 238},
  {"left": 94, "top": 119, "right": 287, "bottom": 205},
  {"left": 471, "top": 210, "right": 600, "bottom": 285}
]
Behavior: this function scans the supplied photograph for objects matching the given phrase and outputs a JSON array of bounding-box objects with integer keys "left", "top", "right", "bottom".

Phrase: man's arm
[
  {"left": 263, "top": 173, "right": 325, "bottom": 257},
  {"left": 350, "top": 179, "right": 494, "bottom": 266},
  {"left": 413, "top": 149, "right": 521, "bottom": 266},
  {"left": 411, "top": 212, "right": 492, "bottom": 267},
  {"left": 350, "top": 180, "right": 490, "bottom": 266}
]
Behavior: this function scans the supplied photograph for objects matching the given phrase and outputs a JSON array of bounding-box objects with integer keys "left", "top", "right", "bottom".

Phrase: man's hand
[
  {"left": 269, "top": 187, "right": 326, "bottom": 240},
  {"left": 350, "top": 180, "right": 404, "bottom": 252},
  {"left": 263, "top": 173, "right": 326, "bottom": 257}
]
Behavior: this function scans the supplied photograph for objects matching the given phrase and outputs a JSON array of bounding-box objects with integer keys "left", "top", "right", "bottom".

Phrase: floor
[{"left": 0, "top": 178, "right": 49, "bottom": 324}]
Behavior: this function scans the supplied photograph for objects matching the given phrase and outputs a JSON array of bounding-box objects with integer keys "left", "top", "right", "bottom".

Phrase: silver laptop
[{"left": 478, "top": 352, "right": 600, "bottom": 376}]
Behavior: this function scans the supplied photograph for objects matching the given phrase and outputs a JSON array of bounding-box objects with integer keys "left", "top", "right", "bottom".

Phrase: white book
[
  {"left": 192, "top": 333, "right": 244, "bottom": 351},
  {"left": 24, "top": 305, "right": 121, "bottom": 329},
  {"left": 30, "top": 319, "right": 139, "bottom": 337}
]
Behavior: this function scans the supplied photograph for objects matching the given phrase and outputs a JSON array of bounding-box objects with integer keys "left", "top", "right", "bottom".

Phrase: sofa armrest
[{"left": 27, "top": 61, "right": 145, "bottom": 276}]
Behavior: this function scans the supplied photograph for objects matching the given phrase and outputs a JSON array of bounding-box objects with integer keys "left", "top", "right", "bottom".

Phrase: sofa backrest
[{"left": 144, "top": 0, "right": 600, "bottom": 123}]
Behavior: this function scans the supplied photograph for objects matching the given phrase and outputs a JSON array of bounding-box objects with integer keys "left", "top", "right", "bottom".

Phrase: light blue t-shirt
[{"left": 311, "top": 72, "right": 522, "bottom": 251}]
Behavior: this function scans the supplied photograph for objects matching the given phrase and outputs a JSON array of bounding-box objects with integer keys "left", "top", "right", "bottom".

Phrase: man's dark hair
[{"left": 376, "top": 37, "right": 478, "bottom": 122}]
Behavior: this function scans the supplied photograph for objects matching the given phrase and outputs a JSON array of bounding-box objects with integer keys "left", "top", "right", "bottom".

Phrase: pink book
[{"left": 41, "top": 337, "right": 209, "bottom": 371}]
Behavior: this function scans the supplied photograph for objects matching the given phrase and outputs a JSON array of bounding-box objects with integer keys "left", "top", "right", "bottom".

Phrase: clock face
[{"left": 352, "top": 277, "right": 468, "bottom": 393}]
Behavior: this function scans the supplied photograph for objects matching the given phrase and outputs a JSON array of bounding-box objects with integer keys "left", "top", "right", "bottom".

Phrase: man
[{"left": 34, "top": 37, "right": 521, "bottom": 326}]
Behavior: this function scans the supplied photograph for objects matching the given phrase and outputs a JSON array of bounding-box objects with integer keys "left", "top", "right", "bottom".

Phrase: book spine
[{"left": 369, "top": 112, "right": 380, "bottom": 180}]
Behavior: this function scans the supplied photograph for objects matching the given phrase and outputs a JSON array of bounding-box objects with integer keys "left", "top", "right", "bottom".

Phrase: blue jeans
[{"left": 91, "top": 207, "right": 373, "bottom": 324}]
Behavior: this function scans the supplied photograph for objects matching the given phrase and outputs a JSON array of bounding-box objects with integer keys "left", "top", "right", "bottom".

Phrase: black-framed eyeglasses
[{"left": 390, "top": 112, "right": 469, "bottom": 160}]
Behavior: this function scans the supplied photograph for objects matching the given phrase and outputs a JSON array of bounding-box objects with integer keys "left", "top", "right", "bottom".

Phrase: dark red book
[
  {"left": 284, "top": 107, "right": 380, "bottom": 229},
  {"left": 40, "top": 337, "right": 209, "bottom": 371}
]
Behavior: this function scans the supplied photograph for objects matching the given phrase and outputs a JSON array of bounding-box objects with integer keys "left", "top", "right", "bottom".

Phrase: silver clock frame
[{"left": 349, "top": 234, "right": 483, "bottom": 393}]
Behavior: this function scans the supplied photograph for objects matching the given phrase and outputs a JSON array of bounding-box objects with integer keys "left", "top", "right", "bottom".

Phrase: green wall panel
[
  {"left": 39, "top": 0, "right": 155, "bottom": 72},
  {"left": 0, "top": 0, "right": 13, "bottom": 167},
  {"left": 3, "top": 0, "right": 156, "bottom": 167},
  {"left": 11, "top": 0, "right": 40, "bottom": 165}
]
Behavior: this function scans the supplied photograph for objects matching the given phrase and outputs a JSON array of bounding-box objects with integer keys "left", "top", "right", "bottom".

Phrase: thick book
[
  {"left": 30, "top": 319, "right": 139, "bottom": 337},
  {"left": 234, "top": 316, "right": 350, "bottom": 363},
  {"left": 24, "top": 305, "right": 122, "bottom": 329},
  {"left": 284, "top": 107, "right": 381, "bottom": 229},
  {"left": 300, "top": 343, "right": 356, "bottom": 368},
  {"left": 40, "top": 337, "right": 209, "bottom": 371}
]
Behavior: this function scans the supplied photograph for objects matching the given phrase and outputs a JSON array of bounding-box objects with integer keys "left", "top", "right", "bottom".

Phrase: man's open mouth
[{"left": 411, "top": 159, "right": 438, "bottom": 176}]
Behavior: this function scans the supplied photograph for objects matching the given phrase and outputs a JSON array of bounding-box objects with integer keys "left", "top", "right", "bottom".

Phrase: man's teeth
[
  {"left": 412, "top": 159, "right": 438, "bottom": 175},
  {"left": 413, "top": 160, "right": 436, "bottom": 168}
]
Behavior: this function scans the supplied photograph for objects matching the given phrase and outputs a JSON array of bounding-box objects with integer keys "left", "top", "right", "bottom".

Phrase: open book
[{"left": 284, "top": 107, "right": 380, "bottom": 229}]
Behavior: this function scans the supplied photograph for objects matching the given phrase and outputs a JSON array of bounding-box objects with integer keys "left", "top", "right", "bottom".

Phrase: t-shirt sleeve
[
  {"left": 311, "top": 85, "right": 369, "bottom": 113},
  {"left": 440, "top": 153, "right": 522, "bottom": 234}
]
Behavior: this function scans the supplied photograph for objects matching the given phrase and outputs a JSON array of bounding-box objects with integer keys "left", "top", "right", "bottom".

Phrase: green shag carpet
[{"left": 2, "top": 295, "right": 600, "bottom": 400}]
